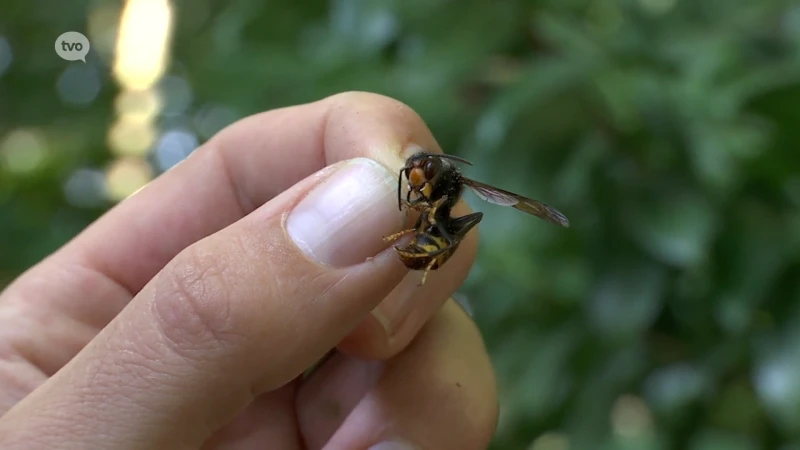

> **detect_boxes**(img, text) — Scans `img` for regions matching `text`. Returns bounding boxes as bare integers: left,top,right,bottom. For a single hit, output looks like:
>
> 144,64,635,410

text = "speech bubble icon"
55,31,90,63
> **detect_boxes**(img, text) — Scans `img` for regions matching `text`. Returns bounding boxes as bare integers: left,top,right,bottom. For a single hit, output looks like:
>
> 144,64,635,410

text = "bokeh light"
104,156,153,201
644,363,709,414
153,128,198,172
106,0,175,190
611,395,654,438
113,0,173,91
0,129,48,175
106,115,157,157
157,75,193,117
113,89,162,121
755,345,800,432
529,432,569,450
63,168,108,208
57,64,102,106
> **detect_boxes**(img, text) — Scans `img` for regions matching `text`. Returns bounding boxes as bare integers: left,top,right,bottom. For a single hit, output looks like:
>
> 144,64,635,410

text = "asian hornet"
384,151,570,285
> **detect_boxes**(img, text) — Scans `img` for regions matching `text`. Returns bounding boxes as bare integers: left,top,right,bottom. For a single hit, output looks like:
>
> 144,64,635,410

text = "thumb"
0,157,409,449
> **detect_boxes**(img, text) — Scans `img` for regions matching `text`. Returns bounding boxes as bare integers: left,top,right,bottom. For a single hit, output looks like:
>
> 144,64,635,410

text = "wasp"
384,207,483,286
384,151,570,285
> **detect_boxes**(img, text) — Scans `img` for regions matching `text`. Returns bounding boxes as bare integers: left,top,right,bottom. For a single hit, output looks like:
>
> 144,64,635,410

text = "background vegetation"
3,0,800,448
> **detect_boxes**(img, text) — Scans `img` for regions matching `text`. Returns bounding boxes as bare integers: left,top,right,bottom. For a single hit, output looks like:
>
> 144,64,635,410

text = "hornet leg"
383,228,416,243
419,258,438,286
425,195,448,226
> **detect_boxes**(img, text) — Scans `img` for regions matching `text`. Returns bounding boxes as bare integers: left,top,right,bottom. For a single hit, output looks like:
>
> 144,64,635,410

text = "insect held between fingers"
392,212,483,286
387,150,571,285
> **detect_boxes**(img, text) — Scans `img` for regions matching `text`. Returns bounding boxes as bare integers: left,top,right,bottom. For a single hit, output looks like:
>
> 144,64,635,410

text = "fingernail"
287,158,403,267
370,439,420,450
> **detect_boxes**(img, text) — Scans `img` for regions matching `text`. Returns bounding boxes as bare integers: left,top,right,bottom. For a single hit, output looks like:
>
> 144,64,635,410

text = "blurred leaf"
626,190,718,267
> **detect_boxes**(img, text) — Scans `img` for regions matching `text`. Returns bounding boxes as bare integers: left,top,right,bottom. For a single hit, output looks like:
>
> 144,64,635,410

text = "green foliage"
2,0,800,448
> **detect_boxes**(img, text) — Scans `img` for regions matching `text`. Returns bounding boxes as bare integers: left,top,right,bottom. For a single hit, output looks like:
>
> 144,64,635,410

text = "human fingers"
0,92,477,409
297,298,499,450
0,156,411,449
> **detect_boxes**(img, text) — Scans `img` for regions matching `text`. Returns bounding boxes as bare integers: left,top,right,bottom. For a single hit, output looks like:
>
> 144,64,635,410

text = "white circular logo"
55,31,90,62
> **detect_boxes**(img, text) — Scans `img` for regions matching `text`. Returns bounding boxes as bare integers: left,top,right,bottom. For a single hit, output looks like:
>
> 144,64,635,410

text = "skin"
0,92,498,449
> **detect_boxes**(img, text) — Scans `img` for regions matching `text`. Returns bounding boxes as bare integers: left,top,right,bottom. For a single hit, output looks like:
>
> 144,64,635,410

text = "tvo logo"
55,31,90,62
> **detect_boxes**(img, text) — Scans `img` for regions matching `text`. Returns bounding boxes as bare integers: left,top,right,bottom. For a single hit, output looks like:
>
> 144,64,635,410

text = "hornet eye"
423,159,439,179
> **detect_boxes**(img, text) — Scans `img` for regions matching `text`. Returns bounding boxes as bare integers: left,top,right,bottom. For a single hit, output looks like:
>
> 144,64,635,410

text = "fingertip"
321,91,443,171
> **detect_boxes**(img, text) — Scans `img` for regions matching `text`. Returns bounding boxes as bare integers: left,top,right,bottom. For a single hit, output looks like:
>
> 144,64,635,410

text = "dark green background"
3,1,800,448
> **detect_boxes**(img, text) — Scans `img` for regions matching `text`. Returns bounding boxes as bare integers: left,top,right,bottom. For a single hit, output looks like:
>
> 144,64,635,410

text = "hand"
0,92,498,449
